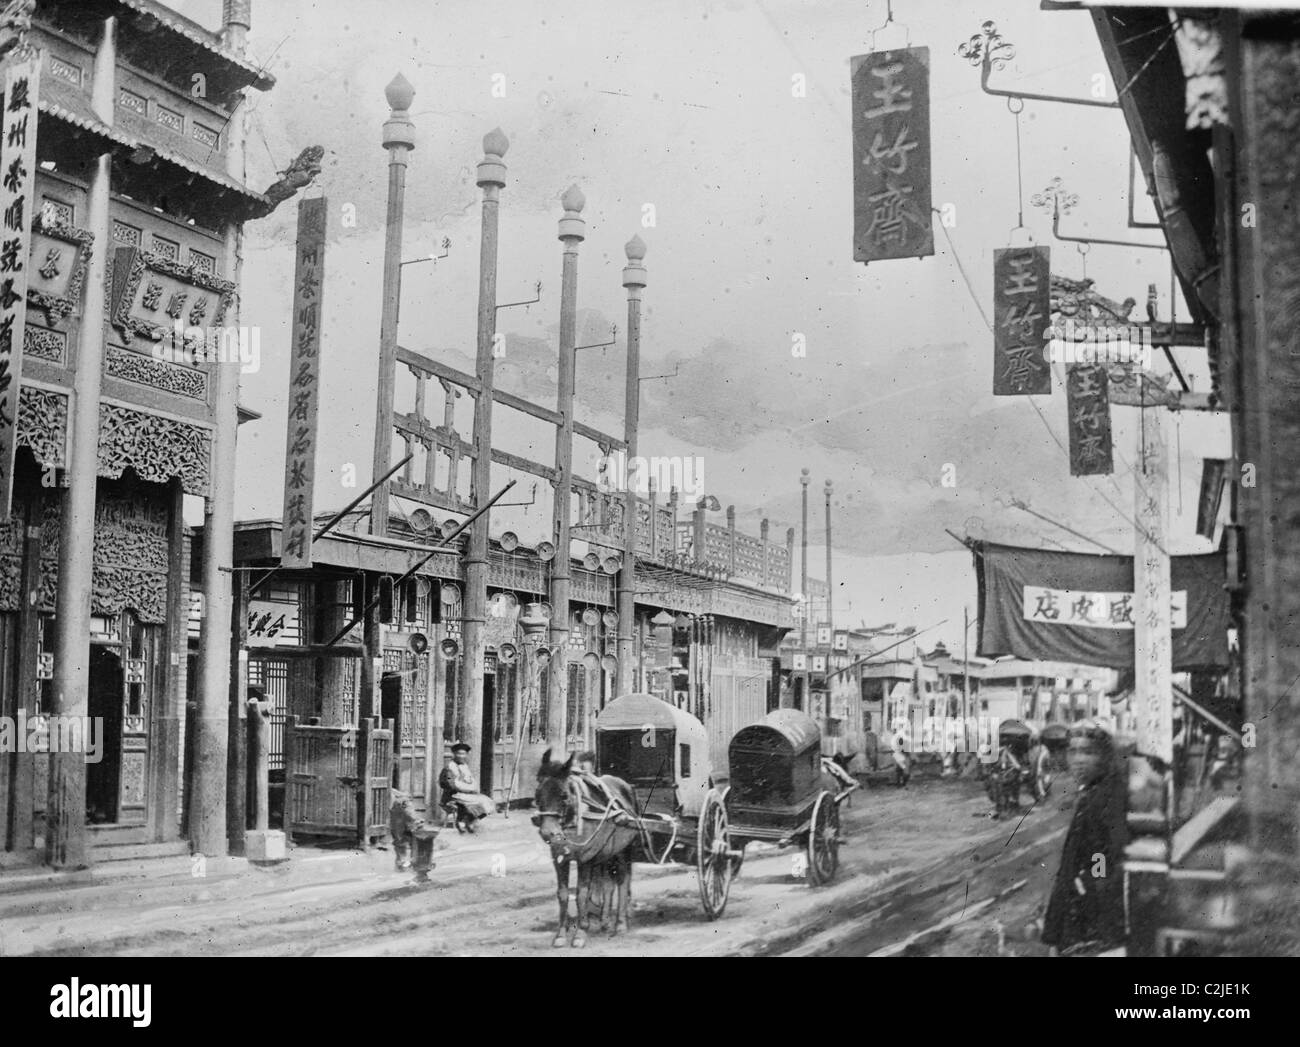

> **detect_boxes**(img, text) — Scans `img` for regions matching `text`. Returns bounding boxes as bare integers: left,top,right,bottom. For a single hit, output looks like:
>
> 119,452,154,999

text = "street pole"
824,478,833,730
963,605,972,764
48,16,117,867
800,467,810,712
547,185,585,753
369,73,415,538
461,128,508,779
618,236,646,693
1134,403,1173,765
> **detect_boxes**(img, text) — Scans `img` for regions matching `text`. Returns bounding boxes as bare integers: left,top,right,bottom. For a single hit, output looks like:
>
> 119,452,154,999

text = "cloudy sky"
173,0,1228,651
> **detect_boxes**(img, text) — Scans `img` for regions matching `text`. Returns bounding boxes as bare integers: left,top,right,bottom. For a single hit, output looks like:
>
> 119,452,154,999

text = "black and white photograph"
0,0,1293,1005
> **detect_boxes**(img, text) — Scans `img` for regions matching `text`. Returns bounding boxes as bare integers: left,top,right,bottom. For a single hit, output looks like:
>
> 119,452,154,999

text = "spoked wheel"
696,789,733,920
719,787,745,876
806,791,840,886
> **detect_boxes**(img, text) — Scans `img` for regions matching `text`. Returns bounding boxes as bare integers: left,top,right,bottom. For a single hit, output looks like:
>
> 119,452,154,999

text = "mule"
533,750,639,948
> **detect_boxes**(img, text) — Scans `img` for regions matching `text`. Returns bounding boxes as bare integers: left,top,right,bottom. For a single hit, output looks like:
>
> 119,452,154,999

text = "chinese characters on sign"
0,60,39,519
992,246,1051,396
1022,585,1187,630
247,599,300,648
1135,406,1173,764
851,47,933,262
280,197,327,568
1066,365,1113,475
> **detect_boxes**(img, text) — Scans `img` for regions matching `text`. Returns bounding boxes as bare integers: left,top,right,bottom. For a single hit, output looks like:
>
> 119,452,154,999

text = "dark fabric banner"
974,541,1230,670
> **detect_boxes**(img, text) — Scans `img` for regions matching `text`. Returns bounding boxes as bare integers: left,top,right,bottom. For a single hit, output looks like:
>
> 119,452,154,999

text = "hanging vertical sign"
0,59,40,520
1066,365,1113,475
280,196,327,567
992,245,1051,396
851,47,933,262
1134,406,1173,766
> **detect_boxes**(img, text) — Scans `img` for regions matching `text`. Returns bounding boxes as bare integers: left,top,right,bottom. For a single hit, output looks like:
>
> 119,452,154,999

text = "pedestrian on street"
439,742,496,833
1041,720,1127,956
891,732,911,787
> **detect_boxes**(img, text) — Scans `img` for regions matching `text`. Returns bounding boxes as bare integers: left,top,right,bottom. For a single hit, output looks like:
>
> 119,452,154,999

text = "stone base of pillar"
244,829,287,863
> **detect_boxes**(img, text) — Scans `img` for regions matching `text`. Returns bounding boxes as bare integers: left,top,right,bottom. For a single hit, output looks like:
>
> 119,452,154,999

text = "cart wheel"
696,789,733,920
807,791,839,886
719,787,745,876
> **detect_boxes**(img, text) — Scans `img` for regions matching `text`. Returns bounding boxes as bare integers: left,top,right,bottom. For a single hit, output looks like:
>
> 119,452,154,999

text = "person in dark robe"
1042,720,1127,955
439,742,495,833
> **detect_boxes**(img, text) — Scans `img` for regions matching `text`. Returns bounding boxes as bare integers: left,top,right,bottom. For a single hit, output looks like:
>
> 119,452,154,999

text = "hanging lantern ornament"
582,607,600,627
602,610,618,629
583,552,601,572
519,602,549,642
439,637,460,658
498,643,518,665
536,541,556,562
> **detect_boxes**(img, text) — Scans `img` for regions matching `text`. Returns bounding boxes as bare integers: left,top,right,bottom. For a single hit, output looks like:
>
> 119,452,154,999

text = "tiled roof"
114,0,275,91
38,98,269,208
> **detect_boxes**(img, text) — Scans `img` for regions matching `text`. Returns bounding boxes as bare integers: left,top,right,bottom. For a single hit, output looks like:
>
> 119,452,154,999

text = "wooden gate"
284,717,392,847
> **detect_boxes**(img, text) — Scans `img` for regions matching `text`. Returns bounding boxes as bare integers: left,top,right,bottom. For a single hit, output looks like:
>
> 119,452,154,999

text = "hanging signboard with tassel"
992,245,1051,395
1066,365,1113,475
851,47,933,262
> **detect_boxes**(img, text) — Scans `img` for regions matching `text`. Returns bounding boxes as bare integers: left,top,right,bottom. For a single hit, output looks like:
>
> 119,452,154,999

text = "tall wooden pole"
1134,404,1173,766
617,236,646,693
369,74,415,538
461,129,508,774
799,466,810,712
48,16,116,868
824,480,834,635
547,186,585,753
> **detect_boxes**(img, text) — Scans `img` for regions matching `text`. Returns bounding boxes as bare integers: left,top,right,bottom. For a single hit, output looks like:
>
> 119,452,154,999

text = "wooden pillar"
547,186,585,753
1235,15,1300,864
726,505,737,575
462,130,508,773
369,75,415,538
225,569,249,851
5,484,42,851
617,237,646,693
48,116,114,868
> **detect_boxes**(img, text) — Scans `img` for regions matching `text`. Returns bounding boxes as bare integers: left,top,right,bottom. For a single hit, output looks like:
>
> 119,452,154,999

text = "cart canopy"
730,708,822,760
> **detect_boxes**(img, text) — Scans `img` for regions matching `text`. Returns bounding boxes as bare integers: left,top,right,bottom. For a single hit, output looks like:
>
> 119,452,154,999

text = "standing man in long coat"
1042,720,1128,955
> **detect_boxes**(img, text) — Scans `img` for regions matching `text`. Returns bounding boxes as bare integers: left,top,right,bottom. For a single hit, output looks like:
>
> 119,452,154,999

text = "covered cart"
594,694,737,919
725,709,853,886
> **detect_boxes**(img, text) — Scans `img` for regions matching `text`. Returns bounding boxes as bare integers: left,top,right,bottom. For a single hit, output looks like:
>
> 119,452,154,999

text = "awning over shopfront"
974,541,1230,670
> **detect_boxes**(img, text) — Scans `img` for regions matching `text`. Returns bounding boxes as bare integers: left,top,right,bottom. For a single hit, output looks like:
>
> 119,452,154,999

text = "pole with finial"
618,235,647,692
800,467,810,711
824,479,834,730
461,128,510,783
369,73,416,537
547,185,585,753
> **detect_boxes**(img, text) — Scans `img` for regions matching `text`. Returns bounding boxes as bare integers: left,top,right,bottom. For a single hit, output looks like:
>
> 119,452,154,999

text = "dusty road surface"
0,774,1077,957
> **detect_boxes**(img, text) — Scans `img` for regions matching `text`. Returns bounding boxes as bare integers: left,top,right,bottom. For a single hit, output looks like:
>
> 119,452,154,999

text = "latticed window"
443,657,463,743
567,663,587,741
531,665,549,744
493,661,518,743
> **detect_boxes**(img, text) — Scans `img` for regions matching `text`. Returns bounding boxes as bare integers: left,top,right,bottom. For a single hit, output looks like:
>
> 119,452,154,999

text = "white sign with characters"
247,599,300,648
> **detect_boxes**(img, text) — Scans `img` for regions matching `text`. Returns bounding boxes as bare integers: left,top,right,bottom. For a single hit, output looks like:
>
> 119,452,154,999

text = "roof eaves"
115,0,276,91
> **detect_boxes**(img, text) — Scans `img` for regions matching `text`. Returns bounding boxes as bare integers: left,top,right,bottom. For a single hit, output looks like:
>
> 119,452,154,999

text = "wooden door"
284,717,362,840
285,716,393,844
383,647,429,805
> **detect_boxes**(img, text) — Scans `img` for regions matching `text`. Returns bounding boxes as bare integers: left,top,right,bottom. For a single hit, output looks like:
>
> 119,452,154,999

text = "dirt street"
0,773,1077,957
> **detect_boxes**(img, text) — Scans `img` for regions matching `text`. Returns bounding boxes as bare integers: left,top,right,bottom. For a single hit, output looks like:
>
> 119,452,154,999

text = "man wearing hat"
1041,719,1127,955
439,743,496,833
